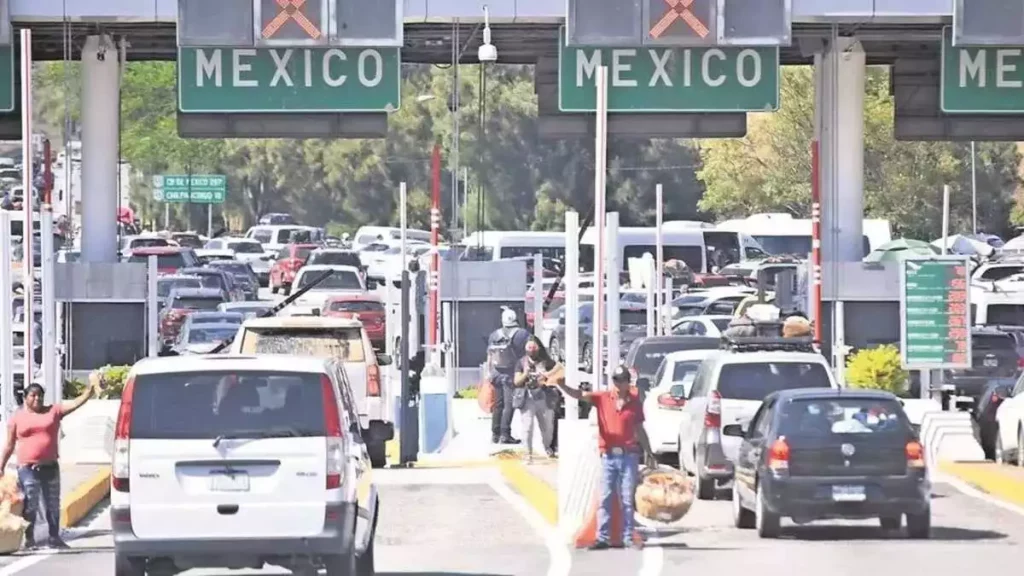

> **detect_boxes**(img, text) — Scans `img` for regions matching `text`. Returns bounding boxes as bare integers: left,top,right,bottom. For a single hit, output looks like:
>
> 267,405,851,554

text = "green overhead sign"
177,46,401,113
941,26,1024,114
152,174,227,203
557,27,779,113
0,47,14,113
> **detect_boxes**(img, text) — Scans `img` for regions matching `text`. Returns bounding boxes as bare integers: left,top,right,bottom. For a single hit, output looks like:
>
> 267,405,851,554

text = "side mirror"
636,377,651,391
367,279,378,289
722,423,746,438
376,353,393,366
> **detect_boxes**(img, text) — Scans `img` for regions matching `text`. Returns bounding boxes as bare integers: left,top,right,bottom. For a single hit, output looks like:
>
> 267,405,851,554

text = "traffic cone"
573,490,640,548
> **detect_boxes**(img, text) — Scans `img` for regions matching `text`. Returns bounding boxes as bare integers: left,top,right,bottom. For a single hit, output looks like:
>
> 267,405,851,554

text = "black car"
943,327,1019,403
623,335,720,397
972,377,1017,460
206,260,260,301
727,388,930,539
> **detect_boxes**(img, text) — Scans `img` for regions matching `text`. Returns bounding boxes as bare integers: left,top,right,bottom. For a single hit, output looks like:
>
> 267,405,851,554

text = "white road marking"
488,471,573,576
638,539,665,576
0,504,109,576
934,471,1024,517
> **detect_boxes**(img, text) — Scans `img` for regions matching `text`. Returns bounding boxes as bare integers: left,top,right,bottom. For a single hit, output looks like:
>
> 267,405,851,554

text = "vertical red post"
42,139,52,206
429,142,442,352
810,140,823,345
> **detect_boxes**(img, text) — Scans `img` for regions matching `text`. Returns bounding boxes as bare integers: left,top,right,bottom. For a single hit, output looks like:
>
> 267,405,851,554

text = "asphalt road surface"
0,471,1021,576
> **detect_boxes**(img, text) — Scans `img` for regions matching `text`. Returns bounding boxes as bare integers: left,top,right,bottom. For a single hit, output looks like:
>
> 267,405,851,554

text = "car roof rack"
719,334,815,353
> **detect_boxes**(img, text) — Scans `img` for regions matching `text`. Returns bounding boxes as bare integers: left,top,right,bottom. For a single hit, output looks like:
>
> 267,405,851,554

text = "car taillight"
992,392,1005,406
703,390,722,428
367,363,381,397
1017,357,1024,369
112,376,136,493
906,440,926,468
767,437,790,472
322,375,345,490
657,394,685,410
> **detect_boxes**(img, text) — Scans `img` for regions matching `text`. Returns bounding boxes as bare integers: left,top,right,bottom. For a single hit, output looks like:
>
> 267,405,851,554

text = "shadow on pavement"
778,525,1007,542
654,543,742,551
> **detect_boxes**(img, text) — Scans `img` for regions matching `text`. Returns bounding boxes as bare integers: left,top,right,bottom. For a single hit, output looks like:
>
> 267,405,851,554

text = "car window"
328,300,385,313
778,397,911,437
229,241,264,254
1013,374,1024,396
332,364,362,435
129,253,184,269
711,318,732,331
690,322,707,335
671,360,702,384
276,230,297,244
130,238,170,249
251,230,272,244
295,246,314,261
651,361,666,386
979,265,1024,281
187,326,238,343
158,278,201,298
716,362,832,400
310,252,361,267
620,309,646,326
985,305,1024,326
708,301,738,315
298,270,362,291
171,297,223,310
277,247,291,259
128,371,328,439
238,327,367,362
754,399,776,438
746,401,771,440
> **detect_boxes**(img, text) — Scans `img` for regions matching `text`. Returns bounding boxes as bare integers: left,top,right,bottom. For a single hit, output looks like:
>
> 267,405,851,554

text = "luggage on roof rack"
719,334,815,353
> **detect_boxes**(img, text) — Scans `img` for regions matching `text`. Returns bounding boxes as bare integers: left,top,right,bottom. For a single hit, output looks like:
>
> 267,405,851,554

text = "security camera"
478,43,497,63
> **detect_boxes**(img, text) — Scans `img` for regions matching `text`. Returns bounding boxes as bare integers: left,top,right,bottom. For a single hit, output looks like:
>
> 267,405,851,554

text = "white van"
580,227,765,274
245,225,323,253
716,213,893,258
971,281,1024,325
459,231,566,261
351,226,430,252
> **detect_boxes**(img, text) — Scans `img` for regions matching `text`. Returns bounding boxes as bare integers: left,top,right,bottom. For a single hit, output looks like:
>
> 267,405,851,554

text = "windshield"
128,371,327,440
298,270,362,291
621,310,646,326
191,314,242,325
171,297,223,310
229,242,264,254
309,252,360,267
717,362,832,400
129,253,184,269
778,398,911,437
158,278,201,298
985,305,1024,326
238,328,366,362
671,360,703,384
631,341,716,377
188,326,239,343
755,235,871,258
196,275,226,290
329,300,385,313
128,238,170,249
461,246,493,261
212,263,253,279
973,333,1015,350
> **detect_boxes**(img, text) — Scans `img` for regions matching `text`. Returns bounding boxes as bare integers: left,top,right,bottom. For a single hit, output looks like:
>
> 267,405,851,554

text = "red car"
525,288,565,329
125,246,200,275
324,293,386,349
269,243,319,294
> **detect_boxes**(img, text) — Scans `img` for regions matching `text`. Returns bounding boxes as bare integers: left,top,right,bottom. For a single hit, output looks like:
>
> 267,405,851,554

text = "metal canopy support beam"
815,35,866,264
80,34,120,263
176,112,389,139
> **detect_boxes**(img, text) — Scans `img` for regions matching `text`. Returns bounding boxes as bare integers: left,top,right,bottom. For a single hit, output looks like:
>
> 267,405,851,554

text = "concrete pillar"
80,35,120,263
815,37,866,263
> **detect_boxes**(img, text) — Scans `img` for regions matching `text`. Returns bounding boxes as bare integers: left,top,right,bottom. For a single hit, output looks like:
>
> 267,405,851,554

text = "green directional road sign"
558,27,779,112
899,257,972,370
177,46,401,113
0,46,14,113
152,174,227,203
941,26,1024,113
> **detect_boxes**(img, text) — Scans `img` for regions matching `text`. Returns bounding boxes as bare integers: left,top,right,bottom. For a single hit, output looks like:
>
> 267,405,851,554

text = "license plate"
209,472,249,492
832,485,865,502
983,358,999,367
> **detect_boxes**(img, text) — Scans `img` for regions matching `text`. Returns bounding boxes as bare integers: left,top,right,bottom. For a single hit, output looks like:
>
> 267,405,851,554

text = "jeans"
18,463,61,542
490,375,516,438
519,394,555,454
597,452,639,545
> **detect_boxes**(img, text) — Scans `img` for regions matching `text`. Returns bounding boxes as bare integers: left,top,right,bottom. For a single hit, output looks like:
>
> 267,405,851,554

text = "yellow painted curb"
940,462,1024,509
60,466,111,528
499,460,558,527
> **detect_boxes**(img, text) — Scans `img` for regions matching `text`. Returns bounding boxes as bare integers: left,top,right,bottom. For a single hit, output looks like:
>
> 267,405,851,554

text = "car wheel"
324,552,358,576
368,441,387,469
880,515,902,531
731,483,755,529
696,474,716,501
581,343,592,373
755,483,780,538
115,554,145,576
906,506,931,539
283,283,291,296
271,282,279,295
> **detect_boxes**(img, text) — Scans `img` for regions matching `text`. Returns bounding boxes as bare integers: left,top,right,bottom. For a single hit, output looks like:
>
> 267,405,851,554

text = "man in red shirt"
554,364,654,550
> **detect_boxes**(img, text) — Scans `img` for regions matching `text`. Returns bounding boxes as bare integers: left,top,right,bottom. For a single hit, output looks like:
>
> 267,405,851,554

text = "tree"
697,66,1022,240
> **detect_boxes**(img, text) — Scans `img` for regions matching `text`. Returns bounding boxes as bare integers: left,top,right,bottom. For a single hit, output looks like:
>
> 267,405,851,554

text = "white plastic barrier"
557,417,600,543
418,365,451,455
919,411,986,466
59,399,119,464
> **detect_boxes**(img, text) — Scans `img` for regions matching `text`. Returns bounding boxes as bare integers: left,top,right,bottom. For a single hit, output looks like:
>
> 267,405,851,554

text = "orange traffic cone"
573,490,640,548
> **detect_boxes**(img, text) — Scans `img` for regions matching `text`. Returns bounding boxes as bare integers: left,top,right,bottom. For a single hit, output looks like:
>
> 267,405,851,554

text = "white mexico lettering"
232,49,258,87
358,50,384,87
204,49,388,89
573,48,766,89
196,48,222,87
611,49,638,87
959,50,986,88
269,49,294,87
996,49,1023,88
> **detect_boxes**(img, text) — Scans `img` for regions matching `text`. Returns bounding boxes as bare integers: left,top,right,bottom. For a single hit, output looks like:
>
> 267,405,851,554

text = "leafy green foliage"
845,345,908,395
96,365,132,399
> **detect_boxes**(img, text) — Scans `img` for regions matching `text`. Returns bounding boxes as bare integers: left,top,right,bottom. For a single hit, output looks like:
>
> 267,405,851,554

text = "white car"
678,340,840,499
994,374,1024,465
672,315,734,337
195,248,236,263
291,265,366,312
206,237,275,283
229,316,394,468
110,354,379,576
365,243,430,280
642,349,715,457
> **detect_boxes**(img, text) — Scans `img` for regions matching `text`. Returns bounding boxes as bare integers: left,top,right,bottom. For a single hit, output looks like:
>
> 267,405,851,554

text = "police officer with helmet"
487,307,530,444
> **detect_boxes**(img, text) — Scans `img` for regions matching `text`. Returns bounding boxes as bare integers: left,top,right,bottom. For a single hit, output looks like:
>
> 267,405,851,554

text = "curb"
60,466,111,528
939,462,1024,509
499,460,558,527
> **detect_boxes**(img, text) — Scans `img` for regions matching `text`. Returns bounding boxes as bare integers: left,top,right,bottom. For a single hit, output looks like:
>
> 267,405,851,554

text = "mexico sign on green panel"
177,47,401,113
557,27,779,113
899,257,972,370
941,26,1024,113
